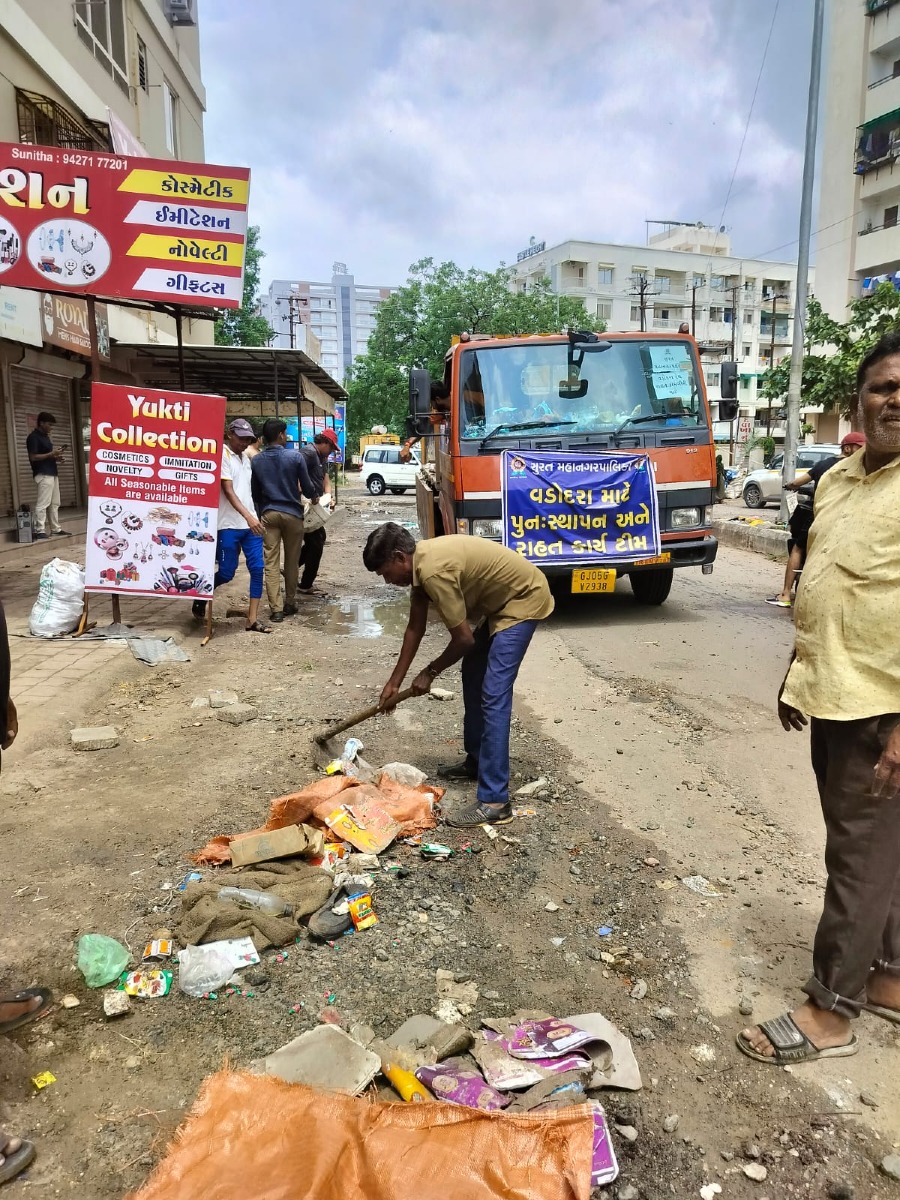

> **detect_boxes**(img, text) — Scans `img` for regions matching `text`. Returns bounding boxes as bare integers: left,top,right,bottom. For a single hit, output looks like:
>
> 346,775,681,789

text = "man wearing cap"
298,429,338,594
765,432,866,608
193,418,271,633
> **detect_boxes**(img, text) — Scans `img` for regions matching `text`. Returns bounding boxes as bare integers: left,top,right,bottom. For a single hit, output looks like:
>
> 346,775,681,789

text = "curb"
712,515,790,560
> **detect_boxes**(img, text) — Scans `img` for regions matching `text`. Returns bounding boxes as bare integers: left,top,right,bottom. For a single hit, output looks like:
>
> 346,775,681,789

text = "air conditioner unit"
164,0,196,26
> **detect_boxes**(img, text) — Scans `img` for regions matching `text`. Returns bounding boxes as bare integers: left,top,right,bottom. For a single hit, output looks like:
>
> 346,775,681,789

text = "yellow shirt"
782,449,900,720
412,536,554,636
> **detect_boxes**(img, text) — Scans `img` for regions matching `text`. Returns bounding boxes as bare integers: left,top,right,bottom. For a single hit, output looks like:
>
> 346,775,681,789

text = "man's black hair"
262,418,287,444
36,412,56,425
857,331,900,391
313,432,331,444
363,522,416,571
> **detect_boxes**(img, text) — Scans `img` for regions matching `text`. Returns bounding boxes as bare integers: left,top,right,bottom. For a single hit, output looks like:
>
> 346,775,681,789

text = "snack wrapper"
119,968,173,998
347,890,378,931
505,1018,599,1060
415,1058,510,1111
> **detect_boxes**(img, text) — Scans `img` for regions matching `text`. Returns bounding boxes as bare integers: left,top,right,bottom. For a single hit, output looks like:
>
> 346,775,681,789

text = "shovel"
314,686,418,746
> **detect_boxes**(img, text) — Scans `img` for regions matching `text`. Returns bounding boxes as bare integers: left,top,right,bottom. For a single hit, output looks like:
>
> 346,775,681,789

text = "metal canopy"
111,343,346,415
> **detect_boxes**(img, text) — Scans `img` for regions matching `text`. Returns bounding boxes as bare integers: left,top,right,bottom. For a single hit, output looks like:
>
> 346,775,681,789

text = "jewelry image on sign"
0,219,22,273
27,219,112,283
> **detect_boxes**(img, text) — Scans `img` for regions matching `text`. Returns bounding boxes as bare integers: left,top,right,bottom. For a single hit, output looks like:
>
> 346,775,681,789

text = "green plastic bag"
77,933,130,988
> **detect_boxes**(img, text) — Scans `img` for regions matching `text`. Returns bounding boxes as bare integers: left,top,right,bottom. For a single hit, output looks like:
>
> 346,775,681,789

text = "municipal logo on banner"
500,450,661,565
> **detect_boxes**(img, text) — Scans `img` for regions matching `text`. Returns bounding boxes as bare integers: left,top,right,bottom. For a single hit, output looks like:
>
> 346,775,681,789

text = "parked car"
742,444,841,508
360,445,421,495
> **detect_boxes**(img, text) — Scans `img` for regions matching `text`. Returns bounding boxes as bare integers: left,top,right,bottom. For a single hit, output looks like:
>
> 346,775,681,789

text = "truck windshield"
458,340,704,441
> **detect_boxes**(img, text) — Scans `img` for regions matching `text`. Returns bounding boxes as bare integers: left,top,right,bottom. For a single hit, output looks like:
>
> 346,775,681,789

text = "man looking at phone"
26,413,67,540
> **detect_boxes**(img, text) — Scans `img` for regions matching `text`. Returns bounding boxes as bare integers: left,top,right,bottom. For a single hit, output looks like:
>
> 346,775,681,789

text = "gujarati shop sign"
0,143,249,307
85,382,226,600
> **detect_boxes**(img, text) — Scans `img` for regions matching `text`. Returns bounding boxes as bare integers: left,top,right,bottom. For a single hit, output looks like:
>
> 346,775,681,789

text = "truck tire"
742,482,765,508
367,475,386,495
629,568,674,606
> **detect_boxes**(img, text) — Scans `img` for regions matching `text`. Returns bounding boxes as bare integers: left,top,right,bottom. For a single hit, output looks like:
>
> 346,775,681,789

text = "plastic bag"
77,933,130,987
177,944,236,998
304,499,331,532
29,558,85,638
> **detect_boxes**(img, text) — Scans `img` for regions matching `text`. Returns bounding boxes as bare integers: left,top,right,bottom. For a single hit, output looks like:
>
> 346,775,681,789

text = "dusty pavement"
0,482,898,1200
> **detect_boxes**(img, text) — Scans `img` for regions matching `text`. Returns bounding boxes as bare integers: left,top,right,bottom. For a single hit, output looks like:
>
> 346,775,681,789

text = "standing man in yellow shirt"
363,523,554,826
739,332,900,1066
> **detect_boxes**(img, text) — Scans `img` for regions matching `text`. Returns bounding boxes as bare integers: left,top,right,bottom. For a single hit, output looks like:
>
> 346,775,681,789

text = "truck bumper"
538,533,718,575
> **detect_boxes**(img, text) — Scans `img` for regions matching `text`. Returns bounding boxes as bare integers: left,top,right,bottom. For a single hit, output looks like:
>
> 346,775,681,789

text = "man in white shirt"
193,418,271,633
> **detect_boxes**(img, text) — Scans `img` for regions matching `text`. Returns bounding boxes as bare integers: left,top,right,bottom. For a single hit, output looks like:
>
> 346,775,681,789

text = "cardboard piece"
263,1025,380,1095
230,823,325,868
324,800,401,855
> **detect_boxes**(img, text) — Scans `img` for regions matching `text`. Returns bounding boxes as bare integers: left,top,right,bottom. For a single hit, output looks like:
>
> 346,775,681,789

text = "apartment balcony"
867,0,900,54
856,110,900,188
759,323,792,343
866,72,900,124
651,317,686,330
857,220,900,271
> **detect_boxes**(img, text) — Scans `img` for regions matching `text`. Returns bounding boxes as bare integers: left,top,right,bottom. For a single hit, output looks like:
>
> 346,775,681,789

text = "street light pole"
779,0,825,524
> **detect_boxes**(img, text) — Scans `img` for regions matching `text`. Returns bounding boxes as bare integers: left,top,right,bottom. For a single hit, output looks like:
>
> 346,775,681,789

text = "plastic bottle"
217,886,291,916
380,1059,432,1103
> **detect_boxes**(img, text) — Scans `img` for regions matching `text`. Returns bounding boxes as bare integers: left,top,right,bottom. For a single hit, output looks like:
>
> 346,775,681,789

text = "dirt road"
0,484,896,1199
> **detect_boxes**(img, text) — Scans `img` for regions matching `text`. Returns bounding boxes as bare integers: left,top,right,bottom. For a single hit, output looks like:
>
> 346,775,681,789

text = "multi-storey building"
508,225,824,444
816,0,900,319
0,0,210,519
261,264,397,382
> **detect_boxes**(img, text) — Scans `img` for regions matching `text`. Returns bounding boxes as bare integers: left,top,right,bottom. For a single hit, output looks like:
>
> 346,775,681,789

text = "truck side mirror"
719,398,739,421
409,368,433,418
719,361,738,400
405,414,430,438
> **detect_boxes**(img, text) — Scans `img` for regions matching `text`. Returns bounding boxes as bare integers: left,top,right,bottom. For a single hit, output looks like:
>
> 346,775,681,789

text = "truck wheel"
742,483,765,508
367,476,386,495
629,568,674,606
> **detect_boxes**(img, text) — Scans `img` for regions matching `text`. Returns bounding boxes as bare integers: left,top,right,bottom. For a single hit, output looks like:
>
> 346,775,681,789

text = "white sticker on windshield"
646,345,693,401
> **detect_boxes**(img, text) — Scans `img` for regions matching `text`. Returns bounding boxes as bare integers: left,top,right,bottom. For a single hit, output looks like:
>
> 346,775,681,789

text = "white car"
360,445,421,495
741,444,841,508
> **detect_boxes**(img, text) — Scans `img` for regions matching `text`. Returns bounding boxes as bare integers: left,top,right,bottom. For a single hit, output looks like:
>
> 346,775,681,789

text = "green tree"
345,258,604,445
215,225,273,347
760,284,900,416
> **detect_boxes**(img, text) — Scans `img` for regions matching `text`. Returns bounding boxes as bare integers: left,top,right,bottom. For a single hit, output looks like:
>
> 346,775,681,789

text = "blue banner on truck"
500,450,661,565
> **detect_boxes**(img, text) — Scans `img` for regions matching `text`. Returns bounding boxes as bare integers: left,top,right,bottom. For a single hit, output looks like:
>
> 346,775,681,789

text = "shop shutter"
11,366,78,508
0,391,13,517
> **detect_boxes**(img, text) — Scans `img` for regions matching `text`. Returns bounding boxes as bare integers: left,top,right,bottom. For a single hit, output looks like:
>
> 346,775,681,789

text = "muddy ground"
0,483,897,1199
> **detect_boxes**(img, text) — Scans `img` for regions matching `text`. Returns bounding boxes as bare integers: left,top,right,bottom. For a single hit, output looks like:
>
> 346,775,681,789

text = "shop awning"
110,343,346,416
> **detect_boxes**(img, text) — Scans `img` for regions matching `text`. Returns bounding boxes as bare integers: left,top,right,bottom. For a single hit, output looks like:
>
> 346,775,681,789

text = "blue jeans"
215,528,264,599
461,619,539,807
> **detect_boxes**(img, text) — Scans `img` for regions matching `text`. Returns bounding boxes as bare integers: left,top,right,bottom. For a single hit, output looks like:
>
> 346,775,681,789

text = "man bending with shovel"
363,523,554,826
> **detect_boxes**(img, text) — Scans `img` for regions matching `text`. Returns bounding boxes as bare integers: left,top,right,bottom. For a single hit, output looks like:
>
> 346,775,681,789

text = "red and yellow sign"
0,143,249,308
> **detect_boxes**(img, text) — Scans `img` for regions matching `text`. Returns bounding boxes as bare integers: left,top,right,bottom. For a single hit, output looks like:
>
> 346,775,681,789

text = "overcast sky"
198,0,816,289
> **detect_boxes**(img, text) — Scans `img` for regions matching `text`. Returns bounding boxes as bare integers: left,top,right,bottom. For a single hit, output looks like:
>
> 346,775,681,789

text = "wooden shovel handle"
314,686,418,745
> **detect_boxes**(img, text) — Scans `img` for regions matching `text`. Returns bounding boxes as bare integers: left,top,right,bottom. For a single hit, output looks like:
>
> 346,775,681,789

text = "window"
137,36,148,91
74,0,129,94
885,205,898,228
706,370,720,387
596,302,612,321
744,311,754,324
710,306,725,322
655,275,671,292
710,274,726,290
630,305,642,322
692,273,705,289
598,267,613,285
741,377,750,389
162,80,179,155
743,343,751,357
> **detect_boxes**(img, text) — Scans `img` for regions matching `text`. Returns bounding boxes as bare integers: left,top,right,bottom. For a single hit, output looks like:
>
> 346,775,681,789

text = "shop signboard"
0,142,249,308
40,293,110,361
85,382,225,599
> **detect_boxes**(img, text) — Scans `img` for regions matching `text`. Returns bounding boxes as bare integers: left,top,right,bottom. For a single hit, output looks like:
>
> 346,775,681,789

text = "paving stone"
71,726,119,751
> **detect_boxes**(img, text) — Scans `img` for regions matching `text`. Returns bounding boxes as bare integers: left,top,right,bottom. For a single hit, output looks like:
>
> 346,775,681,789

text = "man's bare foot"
741,1000,852,1058
867,970,900,1011
0,995,42,1025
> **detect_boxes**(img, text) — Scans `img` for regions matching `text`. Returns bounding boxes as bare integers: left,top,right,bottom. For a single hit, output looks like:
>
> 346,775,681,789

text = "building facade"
261,264,397,382
816,0,900,319
509,225,822,446
0,0,210,520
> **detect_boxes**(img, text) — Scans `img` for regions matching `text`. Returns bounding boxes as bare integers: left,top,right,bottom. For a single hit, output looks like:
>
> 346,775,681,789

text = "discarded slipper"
0,988,52,1035
736,1012,858,1065
863,1002,900,1026
0,1138,36,1184
307,888,353,942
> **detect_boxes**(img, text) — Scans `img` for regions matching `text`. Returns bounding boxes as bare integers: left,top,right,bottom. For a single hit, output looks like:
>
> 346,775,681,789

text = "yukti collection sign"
0,142,249,307
85,383,226,599
500,451,662,565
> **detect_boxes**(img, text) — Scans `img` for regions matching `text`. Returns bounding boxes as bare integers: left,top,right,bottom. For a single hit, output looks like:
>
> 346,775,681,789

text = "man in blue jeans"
194,419,271,633
364,523,554,826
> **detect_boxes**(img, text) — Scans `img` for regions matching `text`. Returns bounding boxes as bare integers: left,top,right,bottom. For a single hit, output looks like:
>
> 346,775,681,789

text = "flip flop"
245,621,273,634
0,988,52,1036
863,1003,900,1026
765,596,792,608
736,1012,858,1065
0,1139,36,1184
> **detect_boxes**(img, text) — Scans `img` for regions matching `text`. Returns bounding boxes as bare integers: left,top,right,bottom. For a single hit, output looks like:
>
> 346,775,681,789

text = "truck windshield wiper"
480,419,575,450
613,413,667,439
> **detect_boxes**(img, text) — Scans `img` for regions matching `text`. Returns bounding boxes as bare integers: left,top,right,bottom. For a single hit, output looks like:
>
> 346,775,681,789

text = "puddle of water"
304,596,408,639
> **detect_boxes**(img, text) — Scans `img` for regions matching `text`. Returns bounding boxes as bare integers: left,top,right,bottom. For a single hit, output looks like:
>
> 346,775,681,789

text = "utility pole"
691,284,697,336
630,273,660,332
780,0,824,524
728,283,740,465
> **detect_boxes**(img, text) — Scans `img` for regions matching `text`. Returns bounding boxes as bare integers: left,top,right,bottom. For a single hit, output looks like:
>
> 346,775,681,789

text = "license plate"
632,552,671,567
571,568,617,594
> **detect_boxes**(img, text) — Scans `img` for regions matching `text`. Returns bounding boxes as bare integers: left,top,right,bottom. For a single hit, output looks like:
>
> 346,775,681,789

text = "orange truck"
409,329,737,605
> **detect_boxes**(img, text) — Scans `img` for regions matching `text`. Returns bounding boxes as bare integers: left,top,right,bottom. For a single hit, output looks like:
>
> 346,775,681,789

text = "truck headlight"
471,519,503,539
671,507,702,528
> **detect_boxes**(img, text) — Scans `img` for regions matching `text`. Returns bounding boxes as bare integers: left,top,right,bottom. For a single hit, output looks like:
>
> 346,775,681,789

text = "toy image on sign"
501,450,661,565
0,143,250,308
85,382,226,599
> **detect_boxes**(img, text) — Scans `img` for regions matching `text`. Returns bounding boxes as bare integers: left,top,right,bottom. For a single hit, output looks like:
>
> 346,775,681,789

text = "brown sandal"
245,620,273,634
